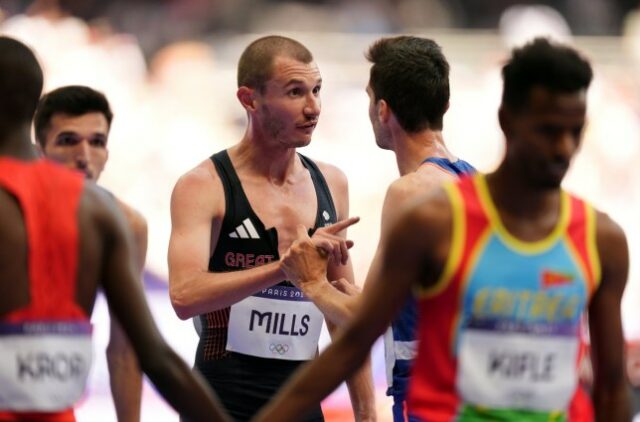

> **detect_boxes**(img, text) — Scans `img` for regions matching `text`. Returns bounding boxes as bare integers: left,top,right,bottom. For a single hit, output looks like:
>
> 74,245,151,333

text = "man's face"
504,86,587,189
253,55,321,148
41,112,109,181
366,83,390,150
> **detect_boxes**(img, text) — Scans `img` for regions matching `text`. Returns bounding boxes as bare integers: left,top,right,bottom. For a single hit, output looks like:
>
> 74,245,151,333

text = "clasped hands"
280,217,360,294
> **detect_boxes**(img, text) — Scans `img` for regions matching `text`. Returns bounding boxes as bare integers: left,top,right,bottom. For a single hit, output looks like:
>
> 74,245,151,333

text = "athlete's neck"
231,135,301,185
394,130,453,176
486,164,562,220
0,125,40,161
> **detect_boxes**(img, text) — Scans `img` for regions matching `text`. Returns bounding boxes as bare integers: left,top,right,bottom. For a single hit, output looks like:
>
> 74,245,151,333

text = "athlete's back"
0,35,230,422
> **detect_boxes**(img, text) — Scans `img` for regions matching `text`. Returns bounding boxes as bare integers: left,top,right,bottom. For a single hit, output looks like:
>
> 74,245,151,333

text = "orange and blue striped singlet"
408,174,600,421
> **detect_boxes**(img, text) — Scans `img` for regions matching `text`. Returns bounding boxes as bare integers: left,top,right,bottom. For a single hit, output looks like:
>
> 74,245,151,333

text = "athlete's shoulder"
415,161,459,185
80,182,123,228
385,185,453,259
593,208,627,248
384,176,452,229
173,158,223,201
310,158,347,189
115,198,147,238
171,157,224,219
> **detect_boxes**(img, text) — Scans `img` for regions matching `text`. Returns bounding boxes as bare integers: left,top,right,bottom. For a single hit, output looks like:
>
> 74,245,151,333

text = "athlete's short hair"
0,37,43,130
237,35,314,91
366,36,450,133
34,85,113,147
501,38,593,112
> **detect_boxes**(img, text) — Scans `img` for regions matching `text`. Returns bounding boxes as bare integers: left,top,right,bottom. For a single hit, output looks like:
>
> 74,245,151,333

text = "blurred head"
366,36,450,149
0,37,43,135
236,36,321,148
35,86,113,181
499,38,593,189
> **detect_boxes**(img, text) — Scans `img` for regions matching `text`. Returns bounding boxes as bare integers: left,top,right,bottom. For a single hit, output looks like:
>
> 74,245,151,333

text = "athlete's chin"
533,175,564,190
289,137,312,148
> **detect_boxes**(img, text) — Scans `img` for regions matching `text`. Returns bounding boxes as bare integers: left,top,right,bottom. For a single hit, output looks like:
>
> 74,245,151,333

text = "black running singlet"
193,150,336,421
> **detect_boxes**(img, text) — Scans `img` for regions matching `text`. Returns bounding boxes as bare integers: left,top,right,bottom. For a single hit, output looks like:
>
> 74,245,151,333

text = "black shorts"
191,351,324,422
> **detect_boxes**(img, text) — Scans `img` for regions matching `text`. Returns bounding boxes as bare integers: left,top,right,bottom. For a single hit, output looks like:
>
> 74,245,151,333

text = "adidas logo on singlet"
229,218,260,239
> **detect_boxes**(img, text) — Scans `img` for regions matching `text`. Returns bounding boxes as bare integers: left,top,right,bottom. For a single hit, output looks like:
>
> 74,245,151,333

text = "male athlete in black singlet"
168,35,375,421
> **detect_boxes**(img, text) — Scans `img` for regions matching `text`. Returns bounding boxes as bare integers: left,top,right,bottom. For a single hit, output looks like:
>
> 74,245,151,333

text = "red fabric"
0,158,86,321
0,158,86,421
408,177,597,420
408,177,490,420
0,409,75,422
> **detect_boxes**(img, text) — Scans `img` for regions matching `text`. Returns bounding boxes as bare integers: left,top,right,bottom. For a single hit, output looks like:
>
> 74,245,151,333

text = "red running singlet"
0,158,88,422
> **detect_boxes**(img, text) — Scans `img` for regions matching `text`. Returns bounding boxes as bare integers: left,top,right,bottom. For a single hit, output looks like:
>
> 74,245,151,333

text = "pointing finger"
323,216,360,235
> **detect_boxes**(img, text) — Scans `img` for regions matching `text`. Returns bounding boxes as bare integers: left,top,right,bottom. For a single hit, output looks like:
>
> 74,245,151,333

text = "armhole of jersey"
299,153,338,223
416,182,465,299
210,151,234,225
585,204,602,288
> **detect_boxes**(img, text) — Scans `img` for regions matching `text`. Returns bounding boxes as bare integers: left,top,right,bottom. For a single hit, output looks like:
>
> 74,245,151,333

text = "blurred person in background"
289,35,476,422
255,37,630,422
364,35,475,421
167,34,375,421
34,85,145,422
0,35,229,422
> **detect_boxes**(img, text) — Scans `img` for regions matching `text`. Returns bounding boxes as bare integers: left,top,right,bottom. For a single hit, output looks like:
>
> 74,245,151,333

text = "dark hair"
237,35,313,91
501,38,593,111
34,85,113,147
0,37,43,129
366,36,450,133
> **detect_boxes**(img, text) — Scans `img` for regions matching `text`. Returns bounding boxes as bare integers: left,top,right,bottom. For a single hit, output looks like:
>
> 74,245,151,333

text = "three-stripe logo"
229,218,260,239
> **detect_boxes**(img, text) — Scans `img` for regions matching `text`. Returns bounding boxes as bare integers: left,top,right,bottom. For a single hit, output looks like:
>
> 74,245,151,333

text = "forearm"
302,279,356,326
593,382,630,422
170,261,286,319
327,321,376,421
142,344,230,422
107,317,142,422
344,356,376,421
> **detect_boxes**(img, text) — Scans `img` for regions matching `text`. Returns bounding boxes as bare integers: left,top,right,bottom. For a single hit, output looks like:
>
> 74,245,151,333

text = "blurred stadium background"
2,0,640,420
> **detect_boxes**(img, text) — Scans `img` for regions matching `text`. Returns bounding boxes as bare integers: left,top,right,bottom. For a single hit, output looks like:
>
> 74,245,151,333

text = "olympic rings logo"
269,343,290,355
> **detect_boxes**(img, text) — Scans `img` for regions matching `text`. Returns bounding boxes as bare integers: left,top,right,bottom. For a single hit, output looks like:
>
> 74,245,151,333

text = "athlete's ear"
498,106,513,138
34,142,44,157
236,86,257,111
377,99,390,123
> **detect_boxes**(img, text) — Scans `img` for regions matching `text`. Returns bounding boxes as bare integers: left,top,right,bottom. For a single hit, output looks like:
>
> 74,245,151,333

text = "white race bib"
457,326,578,411
0,322,93,411
227,285,323,360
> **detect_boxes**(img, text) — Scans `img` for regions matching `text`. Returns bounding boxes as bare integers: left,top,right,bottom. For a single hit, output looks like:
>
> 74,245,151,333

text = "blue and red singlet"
0,158,91,422
385,157,475,422
408,174,599,421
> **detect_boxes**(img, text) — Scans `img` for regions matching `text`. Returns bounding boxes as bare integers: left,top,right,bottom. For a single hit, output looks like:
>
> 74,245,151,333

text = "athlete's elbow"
169,283,197,320
171,299,195,320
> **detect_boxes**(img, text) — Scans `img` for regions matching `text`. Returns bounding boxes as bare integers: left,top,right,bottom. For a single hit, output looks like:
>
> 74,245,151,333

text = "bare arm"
589,212,630,421
326,258,375,422
107,201,146,422
168,166,287,319
95,189,230,422
253,195,447,422
324,164,375,421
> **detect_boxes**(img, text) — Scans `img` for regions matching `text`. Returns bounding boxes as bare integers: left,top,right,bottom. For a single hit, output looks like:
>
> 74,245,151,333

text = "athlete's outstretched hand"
281,217,359,284
309,216,359,265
